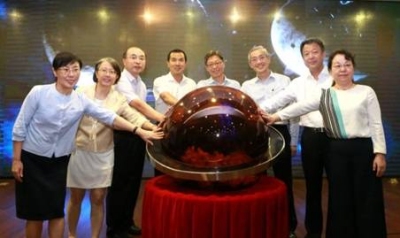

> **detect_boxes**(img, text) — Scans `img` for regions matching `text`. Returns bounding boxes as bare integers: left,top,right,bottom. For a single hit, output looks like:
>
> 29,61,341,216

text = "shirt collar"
208,76,227,85
167,72,186,83
305,66,330,81
255,71,277,83
122,69,141,84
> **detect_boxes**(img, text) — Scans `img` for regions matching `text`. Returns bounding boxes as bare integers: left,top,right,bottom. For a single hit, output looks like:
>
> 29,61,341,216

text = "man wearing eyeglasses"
241,45,299,238
106,47,165,238
197,50,240,90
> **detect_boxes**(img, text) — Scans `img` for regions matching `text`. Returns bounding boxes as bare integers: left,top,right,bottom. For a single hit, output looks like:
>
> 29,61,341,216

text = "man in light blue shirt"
197,50,240,90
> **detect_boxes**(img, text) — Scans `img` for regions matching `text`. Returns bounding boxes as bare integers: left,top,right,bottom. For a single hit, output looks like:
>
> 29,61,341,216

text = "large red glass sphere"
147,86,284,189
161,86,268,169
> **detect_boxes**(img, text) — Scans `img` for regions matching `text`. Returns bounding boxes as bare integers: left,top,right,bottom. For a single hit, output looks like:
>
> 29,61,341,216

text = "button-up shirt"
261,67,333,128
12,83,116,158
116,69,147,102
153,72,196,114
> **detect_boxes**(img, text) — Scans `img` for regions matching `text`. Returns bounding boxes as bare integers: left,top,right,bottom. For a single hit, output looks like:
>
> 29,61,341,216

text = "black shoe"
289,231,297,238
127,224,142,235
106,228,114,238
107,231,132,238
107,228,133,238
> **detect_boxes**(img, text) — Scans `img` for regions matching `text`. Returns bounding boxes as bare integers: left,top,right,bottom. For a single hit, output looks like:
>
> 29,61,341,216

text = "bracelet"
132,126,138,134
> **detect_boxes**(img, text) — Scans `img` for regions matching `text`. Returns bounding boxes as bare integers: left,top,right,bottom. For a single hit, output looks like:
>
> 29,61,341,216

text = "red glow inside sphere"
160,86,269,171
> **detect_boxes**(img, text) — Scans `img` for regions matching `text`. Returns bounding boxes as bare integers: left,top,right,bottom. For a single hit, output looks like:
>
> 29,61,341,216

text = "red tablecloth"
142,175,288,238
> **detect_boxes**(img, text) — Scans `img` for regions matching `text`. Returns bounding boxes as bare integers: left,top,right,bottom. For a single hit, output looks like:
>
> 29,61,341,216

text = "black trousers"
106,130,146,232
301,127,329,236
271,125,297,232
325,138,386,238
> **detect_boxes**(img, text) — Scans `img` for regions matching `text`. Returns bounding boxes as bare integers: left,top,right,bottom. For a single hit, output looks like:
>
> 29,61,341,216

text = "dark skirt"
15,150,70,220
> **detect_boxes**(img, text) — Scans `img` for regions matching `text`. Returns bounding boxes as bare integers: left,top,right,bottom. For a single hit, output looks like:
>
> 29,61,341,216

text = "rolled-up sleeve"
12,86,40,141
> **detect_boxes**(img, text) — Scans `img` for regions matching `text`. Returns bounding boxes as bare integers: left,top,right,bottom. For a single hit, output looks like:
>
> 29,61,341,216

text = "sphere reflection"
147,86,284,189
162,86,268,169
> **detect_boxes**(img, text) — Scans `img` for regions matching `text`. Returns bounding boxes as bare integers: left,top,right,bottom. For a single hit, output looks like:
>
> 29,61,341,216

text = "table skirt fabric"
142,175,288,238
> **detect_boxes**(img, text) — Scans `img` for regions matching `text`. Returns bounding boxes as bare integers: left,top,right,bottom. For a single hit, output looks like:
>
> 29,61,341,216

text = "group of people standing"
11,37,387,238
11,51,163,238
261,39,387,238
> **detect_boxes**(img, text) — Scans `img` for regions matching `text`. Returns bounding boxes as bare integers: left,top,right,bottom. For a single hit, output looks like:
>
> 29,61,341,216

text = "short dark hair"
52,52,82,70
167,48,187,62
122,47,146,59
93,57,122,84
327,49,356,71
204,50,224,65
300,38,325,56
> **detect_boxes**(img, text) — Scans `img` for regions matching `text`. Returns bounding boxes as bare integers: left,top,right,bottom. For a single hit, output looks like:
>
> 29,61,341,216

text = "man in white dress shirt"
261,39,333,238
241,45,299,238
107,47,164,238
197,50,240,89
153,48,197,115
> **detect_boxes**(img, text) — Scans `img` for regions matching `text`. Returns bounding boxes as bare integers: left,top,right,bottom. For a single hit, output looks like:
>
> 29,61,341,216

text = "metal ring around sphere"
146,126,285,182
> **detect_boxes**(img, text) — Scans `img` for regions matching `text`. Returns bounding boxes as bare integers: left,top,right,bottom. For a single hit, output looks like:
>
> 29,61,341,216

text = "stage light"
354,11,373,25
143,10,153,24
97,9,110,22
9,9,22,20
229,7,241,24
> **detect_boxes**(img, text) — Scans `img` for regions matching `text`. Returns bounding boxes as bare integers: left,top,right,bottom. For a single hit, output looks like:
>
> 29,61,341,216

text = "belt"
271,124,288,130
271,124,288,127
304,127,325,133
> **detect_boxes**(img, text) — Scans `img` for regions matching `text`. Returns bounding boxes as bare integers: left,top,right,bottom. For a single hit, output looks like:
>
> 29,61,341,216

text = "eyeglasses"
58,67,80,75
98,68,117,75
332,63,353,70
207,61,223,68
250,55,268,63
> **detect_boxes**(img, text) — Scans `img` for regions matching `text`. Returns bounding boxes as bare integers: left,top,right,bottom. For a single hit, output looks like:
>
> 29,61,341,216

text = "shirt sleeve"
240,81,250,95
367,87,386,154
116,78,140,103
12,86,41,141
261,81,297,113
231,80,241,90
81,94,117,126
277,89,321,121
117,101,148,128
152,77,163,100
197,79,207,89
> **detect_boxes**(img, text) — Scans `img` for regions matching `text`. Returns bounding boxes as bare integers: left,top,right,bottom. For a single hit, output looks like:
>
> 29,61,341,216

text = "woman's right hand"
137,127,164,145
373,153,386,177
11,160,23,182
